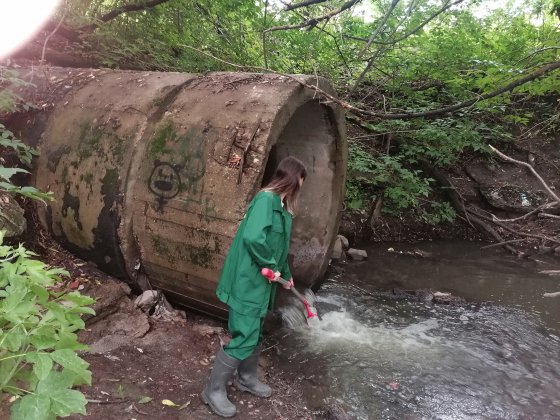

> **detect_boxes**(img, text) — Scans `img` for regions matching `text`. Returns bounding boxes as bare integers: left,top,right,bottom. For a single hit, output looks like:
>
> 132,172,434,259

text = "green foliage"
28,0,560,226
0,124,37,166
0,123,53,202
1,68,88,419
346,140,458,223
0,231,95,419
371,118,496,166
0,68,33,113
0,67,52,202
346,140,448,220
63,0,264,71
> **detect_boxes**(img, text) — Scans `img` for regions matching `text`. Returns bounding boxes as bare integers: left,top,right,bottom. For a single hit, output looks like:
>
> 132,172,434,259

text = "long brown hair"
262,156,307,214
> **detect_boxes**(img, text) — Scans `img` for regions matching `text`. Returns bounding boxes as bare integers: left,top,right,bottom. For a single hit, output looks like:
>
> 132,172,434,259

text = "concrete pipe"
30,68,346,317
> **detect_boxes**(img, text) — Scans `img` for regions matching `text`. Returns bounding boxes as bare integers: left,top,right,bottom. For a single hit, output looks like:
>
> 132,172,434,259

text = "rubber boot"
234,345,272,398
201,347,241,417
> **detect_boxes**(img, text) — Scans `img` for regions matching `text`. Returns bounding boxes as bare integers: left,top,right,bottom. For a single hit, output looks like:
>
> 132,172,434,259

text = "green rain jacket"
216,191,293,317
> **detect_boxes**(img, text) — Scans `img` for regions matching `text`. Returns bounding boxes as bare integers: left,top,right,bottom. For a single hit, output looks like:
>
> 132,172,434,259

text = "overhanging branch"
80,0,172,31
181,46,560,121
363,61,560,119
358,0,400,58
361,0,468,47
265,0,361,32
41,0,173,40
284,0,329,11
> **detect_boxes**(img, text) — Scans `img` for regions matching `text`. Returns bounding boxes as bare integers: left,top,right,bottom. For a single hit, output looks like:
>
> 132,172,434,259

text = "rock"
433,291,466,304
0,193,26,238
337,234,349,250
324,404,351,420
193,324,225,337
119,282,132,295
415,289,434,303
555,246,560,257
85,279,130,323
347,248,368,261
87,305,150,354
330,264,345,275
85,296,151,354
88,334,135,354
134,290,160,312
331,237,344,260
539,270,560,277
479,185,547,212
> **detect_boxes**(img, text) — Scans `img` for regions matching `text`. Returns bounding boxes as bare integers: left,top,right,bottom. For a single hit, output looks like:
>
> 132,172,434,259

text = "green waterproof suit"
216,191,293,318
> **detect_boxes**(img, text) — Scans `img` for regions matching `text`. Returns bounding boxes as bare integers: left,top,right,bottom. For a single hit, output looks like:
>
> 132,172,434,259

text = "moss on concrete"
152,236,171,257
101,168,119,189
150,122,176,156
111,136,125,164
78,122,103,161
82,172,94,189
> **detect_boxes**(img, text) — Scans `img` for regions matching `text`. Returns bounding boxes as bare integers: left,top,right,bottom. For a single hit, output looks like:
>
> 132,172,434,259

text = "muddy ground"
0,225,335,420
74,307,314,420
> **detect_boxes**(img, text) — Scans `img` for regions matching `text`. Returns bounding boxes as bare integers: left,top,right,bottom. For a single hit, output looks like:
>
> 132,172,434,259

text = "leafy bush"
1,67,92,419
0,124,52,201
0,231,95,419
346,138,460,224
1,67,52,201
347,141,432,211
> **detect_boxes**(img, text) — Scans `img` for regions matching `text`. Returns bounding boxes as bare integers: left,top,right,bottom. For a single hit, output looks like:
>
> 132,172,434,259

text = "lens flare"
0,0,61,59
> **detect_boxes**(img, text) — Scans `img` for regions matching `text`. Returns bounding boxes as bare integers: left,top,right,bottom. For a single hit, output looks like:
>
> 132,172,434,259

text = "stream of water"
275,241,560,420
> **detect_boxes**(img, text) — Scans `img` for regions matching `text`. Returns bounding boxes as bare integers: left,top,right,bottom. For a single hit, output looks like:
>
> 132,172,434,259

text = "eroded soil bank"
0,234,324,420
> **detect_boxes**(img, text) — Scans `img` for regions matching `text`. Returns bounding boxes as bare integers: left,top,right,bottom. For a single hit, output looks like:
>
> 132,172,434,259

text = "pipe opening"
264,100,343,285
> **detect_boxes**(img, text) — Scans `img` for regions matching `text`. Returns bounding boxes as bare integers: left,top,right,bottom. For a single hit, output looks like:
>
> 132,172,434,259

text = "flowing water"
275,241,560,420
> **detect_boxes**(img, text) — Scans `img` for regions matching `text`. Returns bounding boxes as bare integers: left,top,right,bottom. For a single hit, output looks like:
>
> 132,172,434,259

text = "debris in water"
388,381,399,390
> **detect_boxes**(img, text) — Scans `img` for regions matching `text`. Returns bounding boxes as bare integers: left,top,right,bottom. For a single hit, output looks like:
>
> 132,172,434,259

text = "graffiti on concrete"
203,196,217,222
179,128,206,198
149,160,183,211
148,125,213,213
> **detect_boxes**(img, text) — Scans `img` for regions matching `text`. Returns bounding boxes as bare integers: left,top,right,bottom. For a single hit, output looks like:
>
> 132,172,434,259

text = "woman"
201,156,307,417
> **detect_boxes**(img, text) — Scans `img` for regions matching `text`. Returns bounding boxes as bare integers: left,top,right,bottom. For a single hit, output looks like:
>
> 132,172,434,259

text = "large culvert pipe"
26,68,346,316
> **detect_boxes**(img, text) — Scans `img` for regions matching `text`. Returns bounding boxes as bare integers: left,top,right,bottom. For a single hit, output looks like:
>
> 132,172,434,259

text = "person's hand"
261,268,281,283
270,271,281,283
282,278,294,290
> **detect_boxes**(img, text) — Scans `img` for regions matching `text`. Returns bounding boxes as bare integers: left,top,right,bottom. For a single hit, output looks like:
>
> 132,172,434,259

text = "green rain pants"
223,309,264,361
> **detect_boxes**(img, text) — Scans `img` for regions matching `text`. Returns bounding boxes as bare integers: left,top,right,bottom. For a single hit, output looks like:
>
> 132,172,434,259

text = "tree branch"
470,206,560,245
40,0,173,41
194,2,231,44
181,46,560,122
517,46,560,64
265,0,361,32
358,0,400,58
491,201,559,223
489,145,560,202
278,2,352,74
41,8,68,64
365,61,560,119
362,0,467,46
352,0,467,90
539,213,560,219
284,0,329,11
80,0,173,32
466,210,523,255
263,0,269,69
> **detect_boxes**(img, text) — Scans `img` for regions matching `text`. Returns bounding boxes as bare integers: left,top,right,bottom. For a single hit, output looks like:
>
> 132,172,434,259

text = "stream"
275,241,560,420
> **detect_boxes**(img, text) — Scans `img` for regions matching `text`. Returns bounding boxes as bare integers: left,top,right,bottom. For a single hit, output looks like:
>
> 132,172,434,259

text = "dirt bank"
74,313,313,420
0,229,322,420
343,119,560,259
